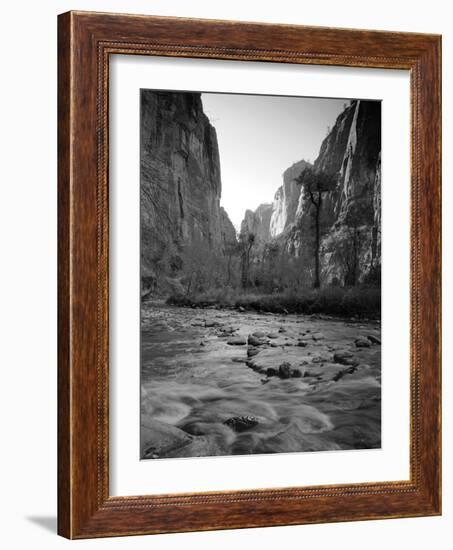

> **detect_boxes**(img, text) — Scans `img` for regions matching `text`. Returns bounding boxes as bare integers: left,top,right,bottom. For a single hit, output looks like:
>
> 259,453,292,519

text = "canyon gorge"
141,90,381,296
140,90,382,459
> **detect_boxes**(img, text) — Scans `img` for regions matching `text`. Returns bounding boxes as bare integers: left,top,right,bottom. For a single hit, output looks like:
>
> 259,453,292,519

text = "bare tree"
224,241,240,287
238,232,256,289
296,166,337,288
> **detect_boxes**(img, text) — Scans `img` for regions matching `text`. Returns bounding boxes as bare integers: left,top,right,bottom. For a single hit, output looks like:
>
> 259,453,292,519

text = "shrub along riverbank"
166,286,380,319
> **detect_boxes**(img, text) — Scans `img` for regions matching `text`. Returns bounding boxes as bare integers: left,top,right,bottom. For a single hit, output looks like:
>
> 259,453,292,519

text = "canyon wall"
240,203,273,243
140,91,236,282
269,159,311,237
240,100,381,286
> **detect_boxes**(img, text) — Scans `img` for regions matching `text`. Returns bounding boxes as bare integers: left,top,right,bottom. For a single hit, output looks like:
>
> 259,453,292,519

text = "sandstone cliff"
240,99,381,286
270,160,311,237
220,206,237,246
240,203,273,242
312,99,381,284
140,91,236,281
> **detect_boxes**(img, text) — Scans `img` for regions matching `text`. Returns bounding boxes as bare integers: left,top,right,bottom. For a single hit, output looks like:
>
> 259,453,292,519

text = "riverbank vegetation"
167,286,380,319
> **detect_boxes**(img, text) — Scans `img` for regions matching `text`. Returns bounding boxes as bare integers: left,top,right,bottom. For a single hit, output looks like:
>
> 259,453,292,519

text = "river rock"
267,333,279,339
247,347,260,358
333,351,360,366
248,335,266,346
278,362,292,379
227,336,247,346
367,334,381,345
312,332,325,341
297,340,308,347
204,320,221,328
355,337,371,348
252,331,267,338
333,365,358,382
141,419,194,459
312,354,329,363
219,326,236,334
224,416,259,432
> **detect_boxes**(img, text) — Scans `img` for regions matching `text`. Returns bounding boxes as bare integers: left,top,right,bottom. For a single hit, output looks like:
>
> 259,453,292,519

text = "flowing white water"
140,303,381,458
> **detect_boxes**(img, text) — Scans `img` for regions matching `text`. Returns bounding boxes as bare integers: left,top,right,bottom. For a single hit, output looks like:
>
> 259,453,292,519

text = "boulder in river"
204,320,221,328
219,326,237,334
278,362,292,379
247,347,260,358
141,419,194,459
227,336,247,345
333,351,360,366
224,415,259,432
355,337,371,348
367,334,381,345
333,365,358,382
248,335,266,346
252,331,267,338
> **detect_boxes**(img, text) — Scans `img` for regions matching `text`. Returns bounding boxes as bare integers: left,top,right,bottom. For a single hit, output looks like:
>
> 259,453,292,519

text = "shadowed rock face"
140,91,236,275
240,100,381,285
220,206,237,246
312,100,381,284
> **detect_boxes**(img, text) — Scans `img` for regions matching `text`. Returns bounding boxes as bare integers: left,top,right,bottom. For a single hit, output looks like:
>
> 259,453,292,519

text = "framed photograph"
58,11,441,539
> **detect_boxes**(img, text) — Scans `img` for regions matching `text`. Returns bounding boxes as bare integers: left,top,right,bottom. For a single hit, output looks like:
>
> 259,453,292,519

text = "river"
140,301,381,459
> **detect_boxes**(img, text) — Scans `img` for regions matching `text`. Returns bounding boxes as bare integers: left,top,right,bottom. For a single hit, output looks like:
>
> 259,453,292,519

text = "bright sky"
201,93,347,230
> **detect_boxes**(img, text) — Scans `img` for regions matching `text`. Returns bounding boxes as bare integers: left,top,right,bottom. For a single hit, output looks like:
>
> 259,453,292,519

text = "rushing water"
140,302,381,459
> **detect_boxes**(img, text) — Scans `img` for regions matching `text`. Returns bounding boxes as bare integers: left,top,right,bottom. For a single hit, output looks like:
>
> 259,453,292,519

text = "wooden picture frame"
58,10,441,539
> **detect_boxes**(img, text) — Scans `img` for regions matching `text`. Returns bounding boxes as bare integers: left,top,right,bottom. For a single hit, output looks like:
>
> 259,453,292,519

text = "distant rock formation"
240,204,273,243
270,160,311,237
240,100,381,285
140,91,236,278
220,206,237,246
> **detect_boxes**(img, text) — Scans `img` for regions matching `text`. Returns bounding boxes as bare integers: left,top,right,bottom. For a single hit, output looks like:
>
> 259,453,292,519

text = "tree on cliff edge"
296,166,337,288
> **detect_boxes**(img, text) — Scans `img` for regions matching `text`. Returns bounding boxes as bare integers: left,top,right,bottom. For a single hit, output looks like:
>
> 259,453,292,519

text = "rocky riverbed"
141,301,381,459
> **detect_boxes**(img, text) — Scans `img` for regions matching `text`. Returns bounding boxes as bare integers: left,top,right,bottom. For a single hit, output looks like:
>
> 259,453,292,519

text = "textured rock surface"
220,206,237,246
270,159,311,237
239,100,381,285
240,203,273,242
140,90,236,276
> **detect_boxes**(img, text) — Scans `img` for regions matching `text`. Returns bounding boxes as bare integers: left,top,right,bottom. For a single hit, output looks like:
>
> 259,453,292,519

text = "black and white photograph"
140,89,382,460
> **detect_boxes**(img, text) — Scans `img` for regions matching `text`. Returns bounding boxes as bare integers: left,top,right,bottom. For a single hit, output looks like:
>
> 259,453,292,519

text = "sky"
201,93,348,230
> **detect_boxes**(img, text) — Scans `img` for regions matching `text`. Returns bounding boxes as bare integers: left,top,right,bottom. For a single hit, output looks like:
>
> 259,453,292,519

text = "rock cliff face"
220,206,237,246
240,203,273,242
140,91,236,278
240,100,381,286
312,99,381,284
269,160,311,237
